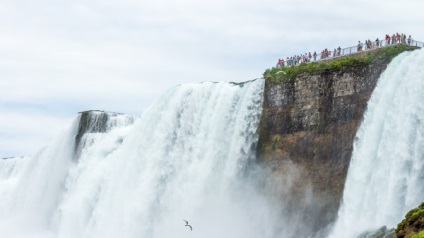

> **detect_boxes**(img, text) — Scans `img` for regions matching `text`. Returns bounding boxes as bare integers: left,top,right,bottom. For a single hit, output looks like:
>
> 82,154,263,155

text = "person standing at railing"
313,51,317,61
337,46,341,56
276,59,282,68
386,34,391,45
408,35,412,45
375,38,380,48
358,41,363,52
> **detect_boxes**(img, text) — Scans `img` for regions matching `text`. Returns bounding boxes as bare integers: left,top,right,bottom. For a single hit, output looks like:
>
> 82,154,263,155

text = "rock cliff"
257,46,418,234
75,110,136,158
395,202,424,238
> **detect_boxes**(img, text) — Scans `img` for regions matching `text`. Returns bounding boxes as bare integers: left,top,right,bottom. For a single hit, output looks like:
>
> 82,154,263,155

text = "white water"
329,49,424,237
0,80,287,238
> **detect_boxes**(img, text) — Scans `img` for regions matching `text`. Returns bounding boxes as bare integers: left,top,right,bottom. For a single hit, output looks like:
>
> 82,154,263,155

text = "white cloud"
0,110,73,157
1,0,424,156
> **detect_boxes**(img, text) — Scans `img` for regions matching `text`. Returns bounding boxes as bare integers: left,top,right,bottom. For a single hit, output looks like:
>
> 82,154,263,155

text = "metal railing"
276,39,424,67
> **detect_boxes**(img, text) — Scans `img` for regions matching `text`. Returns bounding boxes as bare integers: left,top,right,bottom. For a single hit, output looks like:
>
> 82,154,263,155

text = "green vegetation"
263,44,415,83
412,231,424,238
396,202,424,238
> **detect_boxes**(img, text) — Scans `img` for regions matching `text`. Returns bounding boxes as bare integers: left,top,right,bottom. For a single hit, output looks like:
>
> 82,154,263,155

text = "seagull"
183,219,192,231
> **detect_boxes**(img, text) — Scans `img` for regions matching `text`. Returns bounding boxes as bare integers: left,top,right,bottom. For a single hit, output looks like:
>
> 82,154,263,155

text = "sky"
1,0,424,157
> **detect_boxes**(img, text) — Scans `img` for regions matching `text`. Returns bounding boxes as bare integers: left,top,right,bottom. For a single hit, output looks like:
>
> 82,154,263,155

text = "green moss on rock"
396,202,424,238
411,231,424,238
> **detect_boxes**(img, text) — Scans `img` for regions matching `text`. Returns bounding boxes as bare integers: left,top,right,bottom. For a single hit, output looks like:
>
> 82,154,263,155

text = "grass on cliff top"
263,44,413,83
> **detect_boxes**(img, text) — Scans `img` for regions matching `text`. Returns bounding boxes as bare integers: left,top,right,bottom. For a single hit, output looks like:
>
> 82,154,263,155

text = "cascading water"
0,79,286,238
328,49,424,237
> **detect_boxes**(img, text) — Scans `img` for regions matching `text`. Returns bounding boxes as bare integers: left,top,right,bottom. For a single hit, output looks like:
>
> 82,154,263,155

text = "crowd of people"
276,33,414,68
357,33,413,52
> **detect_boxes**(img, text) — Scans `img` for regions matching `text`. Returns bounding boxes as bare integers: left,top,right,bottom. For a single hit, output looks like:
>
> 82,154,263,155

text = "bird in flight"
183,219,192,231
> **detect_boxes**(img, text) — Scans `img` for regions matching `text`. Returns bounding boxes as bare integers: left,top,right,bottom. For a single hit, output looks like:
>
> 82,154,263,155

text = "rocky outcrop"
75,110,136,158
358,226,395,238
395,203,424,238
257,60,395,234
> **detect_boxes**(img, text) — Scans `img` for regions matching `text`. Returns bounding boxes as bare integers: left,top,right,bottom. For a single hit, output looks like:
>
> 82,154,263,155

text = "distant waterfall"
0,79,287,238
329,49,424,237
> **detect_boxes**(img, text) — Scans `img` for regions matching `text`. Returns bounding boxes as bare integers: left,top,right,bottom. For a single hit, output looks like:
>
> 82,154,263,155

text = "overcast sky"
1,0,424,157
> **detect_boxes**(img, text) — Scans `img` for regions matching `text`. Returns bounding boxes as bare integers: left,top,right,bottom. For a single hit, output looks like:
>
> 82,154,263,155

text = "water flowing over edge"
328,48,424,238
0,79,292,238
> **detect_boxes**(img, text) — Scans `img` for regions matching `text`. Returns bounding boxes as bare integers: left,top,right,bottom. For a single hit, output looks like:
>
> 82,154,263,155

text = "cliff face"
258,62,390,233
75,110,136,158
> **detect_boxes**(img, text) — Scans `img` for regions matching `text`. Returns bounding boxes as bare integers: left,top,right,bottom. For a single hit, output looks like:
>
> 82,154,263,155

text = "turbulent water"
0,80,288,238
3,50,424,238
329,49,424,237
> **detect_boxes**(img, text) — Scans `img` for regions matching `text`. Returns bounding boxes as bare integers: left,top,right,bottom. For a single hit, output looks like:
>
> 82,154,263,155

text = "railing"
277,39,424,67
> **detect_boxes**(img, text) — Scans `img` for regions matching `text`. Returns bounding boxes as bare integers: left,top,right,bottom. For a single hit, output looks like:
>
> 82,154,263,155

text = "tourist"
271,33,421,70
358,41,363,52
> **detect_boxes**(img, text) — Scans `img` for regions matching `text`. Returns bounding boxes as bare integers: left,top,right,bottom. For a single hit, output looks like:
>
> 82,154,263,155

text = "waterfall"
328,49,424,237
0,79,286,238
